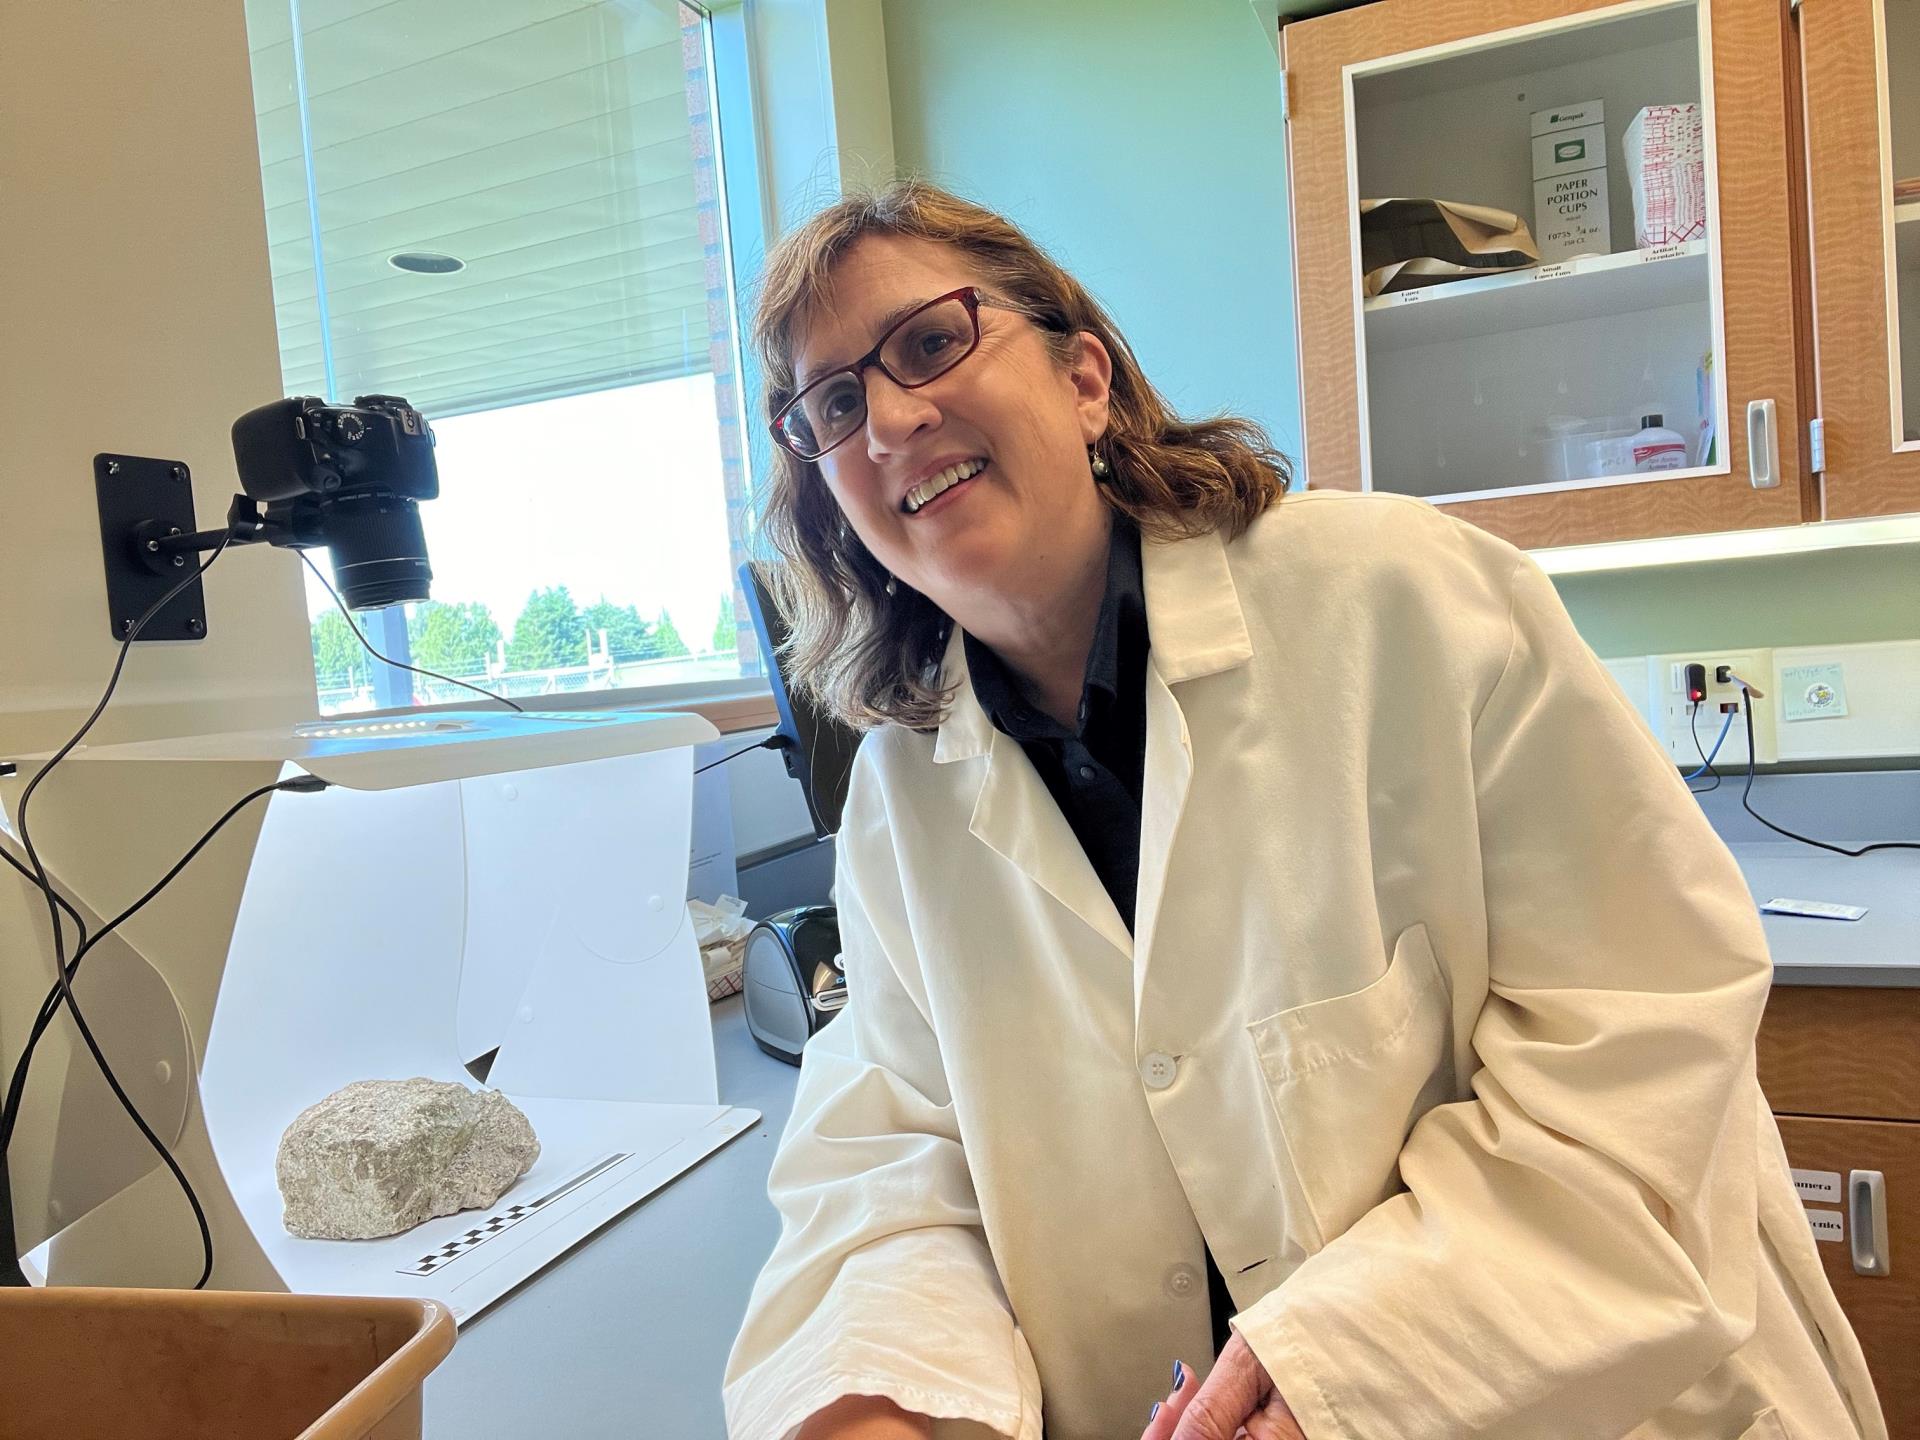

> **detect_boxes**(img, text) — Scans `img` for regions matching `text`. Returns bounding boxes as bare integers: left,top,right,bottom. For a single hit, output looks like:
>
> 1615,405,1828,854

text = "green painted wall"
1551,544,1920,658
881,1,1918,681
883,0,1299,460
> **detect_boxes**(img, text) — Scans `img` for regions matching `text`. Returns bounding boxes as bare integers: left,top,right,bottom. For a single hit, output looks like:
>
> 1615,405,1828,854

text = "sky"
301,375,739,653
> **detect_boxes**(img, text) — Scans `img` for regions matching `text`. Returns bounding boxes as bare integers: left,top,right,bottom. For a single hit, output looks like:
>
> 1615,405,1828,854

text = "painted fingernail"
1172,1361,1186,1391
1150,1402,1162,1421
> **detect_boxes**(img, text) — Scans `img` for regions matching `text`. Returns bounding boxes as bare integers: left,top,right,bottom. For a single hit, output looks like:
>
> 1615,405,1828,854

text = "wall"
1555,545,1920,659
0,0,320,1272
883,0,1301,459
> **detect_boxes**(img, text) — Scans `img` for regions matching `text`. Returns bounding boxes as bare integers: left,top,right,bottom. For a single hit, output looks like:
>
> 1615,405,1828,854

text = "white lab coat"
723,491,1885,1440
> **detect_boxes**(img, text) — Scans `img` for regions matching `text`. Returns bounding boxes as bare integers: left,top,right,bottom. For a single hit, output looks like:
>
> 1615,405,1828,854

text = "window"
242,0,761,714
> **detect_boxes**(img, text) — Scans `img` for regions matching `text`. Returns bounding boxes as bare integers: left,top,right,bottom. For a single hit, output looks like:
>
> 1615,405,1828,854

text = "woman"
722,180,1883,1440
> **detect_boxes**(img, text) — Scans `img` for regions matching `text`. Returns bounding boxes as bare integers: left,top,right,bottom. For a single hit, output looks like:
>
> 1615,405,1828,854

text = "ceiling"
243,0,716,418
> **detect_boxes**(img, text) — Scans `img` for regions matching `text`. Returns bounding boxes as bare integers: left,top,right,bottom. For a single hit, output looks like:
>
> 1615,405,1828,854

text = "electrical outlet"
1651,649,1777,768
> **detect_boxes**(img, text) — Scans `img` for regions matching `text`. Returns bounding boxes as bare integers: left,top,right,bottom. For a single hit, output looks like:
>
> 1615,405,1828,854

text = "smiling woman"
723,178,1885,1440
751,180,1291,732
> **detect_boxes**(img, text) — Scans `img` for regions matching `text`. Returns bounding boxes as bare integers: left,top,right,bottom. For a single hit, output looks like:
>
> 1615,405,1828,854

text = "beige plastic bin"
0,1286,455,1440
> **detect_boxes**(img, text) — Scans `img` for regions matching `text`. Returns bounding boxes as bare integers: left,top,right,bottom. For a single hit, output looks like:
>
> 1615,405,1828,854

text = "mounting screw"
186,617,205,637
170,465,186,481
145,538,161,552
172,554,186,567
106,460,121,475
120,618,136,637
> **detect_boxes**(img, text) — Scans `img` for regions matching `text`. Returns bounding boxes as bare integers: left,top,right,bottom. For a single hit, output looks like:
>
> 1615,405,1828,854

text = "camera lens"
319,492,432,609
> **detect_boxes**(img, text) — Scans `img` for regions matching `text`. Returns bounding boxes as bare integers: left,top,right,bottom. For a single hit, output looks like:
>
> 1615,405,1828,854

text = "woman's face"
790,235,1112,614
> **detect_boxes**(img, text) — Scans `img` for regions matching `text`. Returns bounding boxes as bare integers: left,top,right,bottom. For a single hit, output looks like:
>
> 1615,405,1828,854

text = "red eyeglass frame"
771,285,996,461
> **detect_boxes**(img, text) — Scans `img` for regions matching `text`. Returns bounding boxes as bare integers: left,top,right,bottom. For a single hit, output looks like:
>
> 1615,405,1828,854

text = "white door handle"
1849,1169,1891,1277
1747,398,1780,489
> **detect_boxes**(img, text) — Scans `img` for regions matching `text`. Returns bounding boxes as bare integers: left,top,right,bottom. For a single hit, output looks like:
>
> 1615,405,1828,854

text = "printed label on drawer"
1806,1208,1845,1243
1792,1169,1842,1202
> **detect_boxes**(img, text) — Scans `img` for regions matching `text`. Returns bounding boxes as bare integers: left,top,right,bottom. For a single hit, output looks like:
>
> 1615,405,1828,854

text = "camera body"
232,395,439,610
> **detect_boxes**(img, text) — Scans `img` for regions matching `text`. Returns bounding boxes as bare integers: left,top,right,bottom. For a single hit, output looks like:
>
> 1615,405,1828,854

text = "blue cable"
1682,705,1735,780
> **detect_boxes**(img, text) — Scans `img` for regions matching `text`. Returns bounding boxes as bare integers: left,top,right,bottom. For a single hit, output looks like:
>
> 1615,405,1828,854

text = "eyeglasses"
773,286,1010,461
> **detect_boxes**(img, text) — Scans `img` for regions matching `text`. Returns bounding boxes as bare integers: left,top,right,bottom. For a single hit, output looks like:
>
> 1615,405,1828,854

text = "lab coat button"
1164,1264,1200,1299
1141,1051,1178,1090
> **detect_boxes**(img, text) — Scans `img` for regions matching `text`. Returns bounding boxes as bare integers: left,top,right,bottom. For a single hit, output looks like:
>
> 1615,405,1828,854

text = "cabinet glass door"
1892,0,1920,447
1285,0,1808,548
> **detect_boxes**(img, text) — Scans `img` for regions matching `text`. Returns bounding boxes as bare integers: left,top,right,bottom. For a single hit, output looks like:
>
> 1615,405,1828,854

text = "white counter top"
1730,843,1919,987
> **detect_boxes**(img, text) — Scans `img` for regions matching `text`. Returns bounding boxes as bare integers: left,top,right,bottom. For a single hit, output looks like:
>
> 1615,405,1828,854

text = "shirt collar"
963,520,1143,742
934,517,1251,764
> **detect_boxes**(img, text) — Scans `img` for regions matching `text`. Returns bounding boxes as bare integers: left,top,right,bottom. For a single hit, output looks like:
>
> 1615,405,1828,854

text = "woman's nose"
861,367,940,455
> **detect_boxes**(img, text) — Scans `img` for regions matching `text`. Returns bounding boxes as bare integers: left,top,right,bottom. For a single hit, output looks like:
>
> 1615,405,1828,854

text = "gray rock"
275,1077,540,1240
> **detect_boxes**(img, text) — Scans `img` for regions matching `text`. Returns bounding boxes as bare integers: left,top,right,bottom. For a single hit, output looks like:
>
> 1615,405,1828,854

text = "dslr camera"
232,394,439,610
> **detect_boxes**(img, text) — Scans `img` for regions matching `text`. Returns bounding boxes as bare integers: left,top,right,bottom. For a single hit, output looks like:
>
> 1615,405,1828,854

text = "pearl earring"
1090,449,1110,478
885,574,898,597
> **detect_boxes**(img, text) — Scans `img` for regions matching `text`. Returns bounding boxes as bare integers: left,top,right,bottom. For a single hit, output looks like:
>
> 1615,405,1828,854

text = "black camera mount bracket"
93,455,283,642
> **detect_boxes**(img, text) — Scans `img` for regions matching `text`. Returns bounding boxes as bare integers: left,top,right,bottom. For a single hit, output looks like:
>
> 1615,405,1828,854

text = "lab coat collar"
931,525,1252,764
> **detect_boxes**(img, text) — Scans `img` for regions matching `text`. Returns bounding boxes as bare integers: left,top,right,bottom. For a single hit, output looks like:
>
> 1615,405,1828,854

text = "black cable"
8,535,234,1287
695,736,779,775
301,551,524,712
1687,701,1721,794
1737,685,1920,857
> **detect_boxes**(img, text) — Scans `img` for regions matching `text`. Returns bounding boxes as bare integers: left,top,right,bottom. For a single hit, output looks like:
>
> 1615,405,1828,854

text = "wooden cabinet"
1801,0,1920,519
1281,0,1920,548
1757,985,1920,1435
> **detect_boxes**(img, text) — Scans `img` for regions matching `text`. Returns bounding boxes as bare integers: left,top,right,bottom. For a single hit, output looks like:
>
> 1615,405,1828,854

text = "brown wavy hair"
753,178,1292,731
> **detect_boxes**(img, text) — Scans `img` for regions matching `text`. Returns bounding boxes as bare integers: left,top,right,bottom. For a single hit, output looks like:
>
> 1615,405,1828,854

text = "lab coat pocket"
1246,922,1453,1250
1734,1409,1789,1440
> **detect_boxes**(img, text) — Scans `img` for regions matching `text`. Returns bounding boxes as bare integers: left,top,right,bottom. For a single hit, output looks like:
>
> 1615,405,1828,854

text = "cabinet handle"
1746,399,1780,489
1848,1169,1891,1277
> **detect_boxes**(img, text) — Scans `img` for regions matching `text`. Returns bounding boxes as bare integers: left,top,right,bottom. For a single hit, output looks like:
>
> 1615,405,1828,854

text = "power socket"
1653,649,1777,768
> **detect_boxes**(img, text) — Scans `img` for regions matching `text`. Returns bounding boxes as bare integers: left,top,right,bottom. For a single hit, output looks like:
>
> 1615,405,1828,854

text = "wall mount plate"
93,453,207,641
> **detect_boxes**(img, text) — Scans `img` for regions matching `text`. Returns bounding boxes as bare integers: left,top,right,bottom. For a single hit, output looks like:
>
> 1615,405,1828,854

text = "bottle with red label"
1629,412,1688,472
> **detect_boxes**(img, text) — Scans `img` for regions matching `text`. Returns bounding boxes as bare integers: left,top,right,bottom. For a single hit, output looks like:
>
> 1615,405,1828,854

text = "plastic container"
1628,412,1689,472
1537,414,1634,482
0,1286,454,1439
1538,416,1591,483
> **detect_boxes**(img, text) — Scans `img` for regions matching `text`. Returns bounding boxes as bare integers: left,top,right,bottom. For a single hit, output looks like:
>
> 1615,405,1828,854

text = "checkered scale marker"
397,1153,630,1277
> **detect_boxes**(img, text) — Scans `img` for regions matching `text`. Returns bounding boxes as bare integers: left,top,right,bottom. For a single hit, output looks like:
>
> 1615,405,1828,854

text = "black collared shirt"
964,519,1236,1356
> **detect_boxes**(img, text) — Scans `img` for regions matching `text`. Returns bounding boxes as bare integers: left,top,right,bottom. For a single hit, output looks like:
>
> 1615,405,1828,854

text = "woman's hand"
1138,1337,1307,1440
794,1393,932,1440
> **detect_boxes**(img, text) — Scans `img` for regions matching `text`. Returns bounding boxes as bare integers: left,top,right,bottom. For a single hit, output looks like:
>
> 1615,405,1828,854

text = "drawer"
1757,987,1920,1122
1773,1115,1919,1437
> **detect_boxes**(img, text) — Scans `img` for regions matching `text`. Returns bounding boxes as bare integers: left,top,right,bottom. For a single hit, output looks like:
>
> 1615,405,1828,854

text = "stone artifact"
276,1077,540,1240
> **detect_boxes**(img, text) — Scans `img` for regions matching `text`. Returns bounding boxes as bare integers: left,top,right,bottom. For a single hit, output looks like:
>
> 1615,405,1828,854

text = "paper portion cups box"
1624,103,1707,247
1531,100,1611,261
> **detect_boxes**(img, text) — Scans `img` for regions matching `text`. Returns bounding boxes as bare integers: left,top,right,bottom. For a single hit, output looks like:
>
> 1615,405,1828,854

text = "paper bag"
1359,197,1541,296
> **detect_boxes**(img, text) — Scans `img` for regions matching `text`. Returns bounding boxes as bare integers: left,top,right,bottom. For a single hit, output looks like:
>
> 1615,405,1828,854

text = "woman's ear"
1069,330,1114,444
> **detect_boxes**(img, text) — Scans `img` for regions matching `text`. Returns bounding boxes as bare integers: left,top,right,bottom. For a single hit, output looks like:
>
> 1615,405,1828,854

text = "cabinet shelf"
1362,240,1709,353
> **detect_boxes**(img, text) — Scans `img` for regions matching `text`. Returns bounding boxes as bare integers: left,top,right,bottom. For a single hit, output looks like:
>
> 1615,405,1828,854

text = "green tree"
650,609,690,659
506,586,586,670
711,599,737,656
407,600,501,675
310,611,366,689
582,598,654,662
